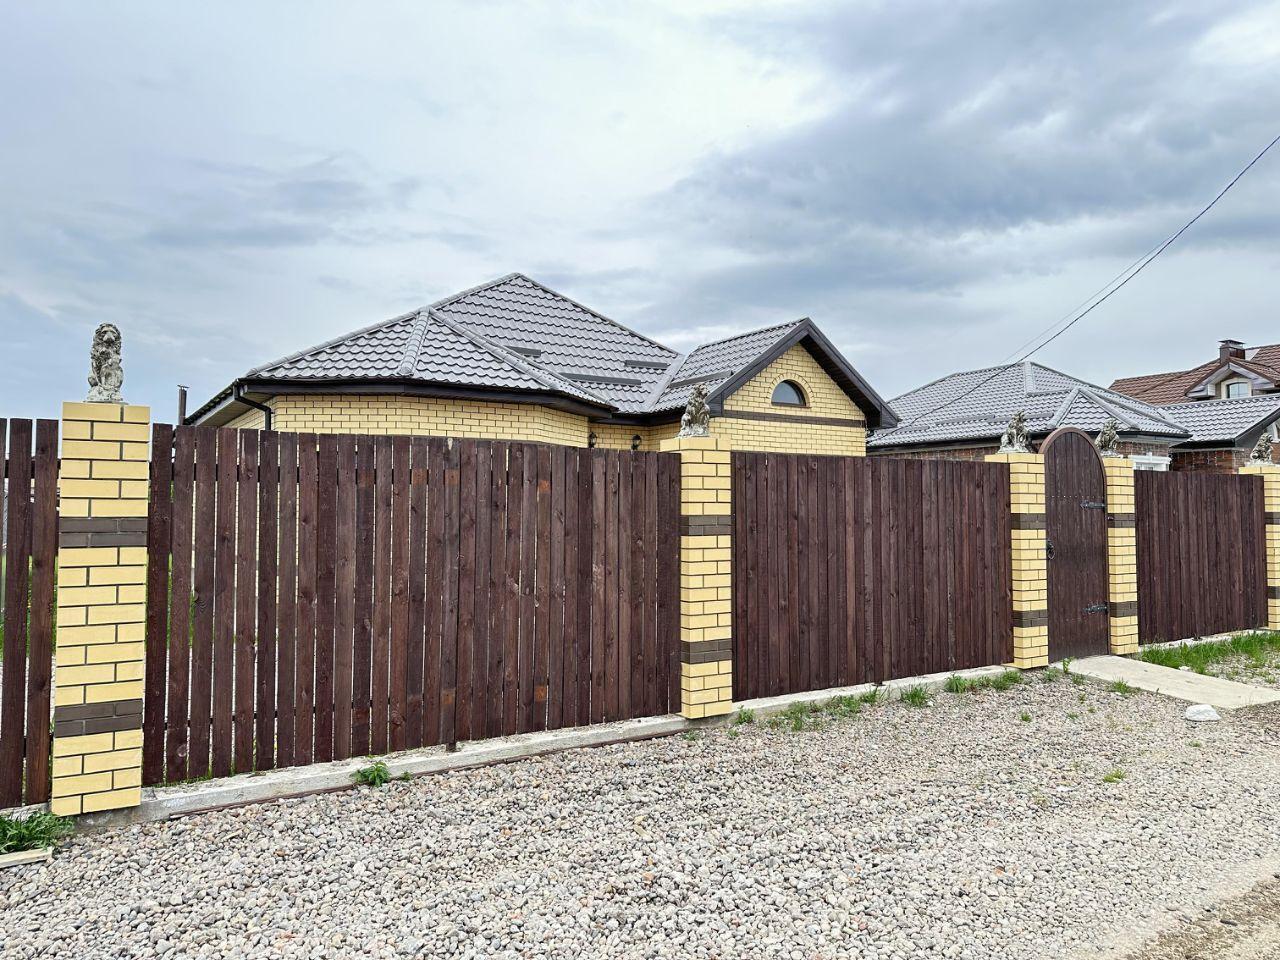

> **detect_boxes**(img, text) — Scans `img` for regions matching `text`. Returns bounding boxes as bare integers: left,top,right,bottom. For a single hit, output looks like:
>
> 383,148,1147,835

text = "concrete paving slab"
1069,655,1280,710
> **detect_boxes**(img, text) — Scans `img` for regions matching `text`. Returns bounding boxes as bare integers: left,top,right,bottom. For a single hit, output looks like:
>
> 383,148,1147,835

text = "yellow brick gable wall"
714,344,868,456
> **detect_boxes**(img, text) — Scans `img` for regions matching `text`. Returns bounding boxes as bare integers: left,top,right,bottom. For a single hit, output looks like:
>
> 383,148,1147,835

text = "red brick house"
1110,339,1280,472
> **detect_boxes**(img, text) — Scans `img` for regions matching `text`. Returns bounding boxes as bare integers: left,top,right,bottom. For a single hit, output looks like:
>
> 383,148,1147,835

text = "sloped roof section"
1160,395,1280,444
652,320,804,412
1111,341,1280,405
433,274,677,413
869,361,1187,449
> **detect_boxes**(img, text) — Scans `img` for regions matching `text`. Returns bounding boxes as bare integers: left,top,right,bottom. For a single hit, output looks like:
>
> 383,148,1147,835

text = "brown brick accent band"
714,410,864,428
1110,600,1138,618
682,638,732,663
59,517,149,548
1014,609,1048,628
1106,514,1136,528
1010,513,1046,530
680,514,734,536
53,699,143,738
1269,586,1280,601
1266,512,1280,525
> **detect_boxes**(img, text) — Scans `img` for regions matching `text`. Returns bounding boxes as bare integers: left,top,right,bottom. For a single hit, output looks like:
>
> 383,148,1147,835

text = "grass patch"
764,691,881,732
944,674,973,694
731,708,755,726
352,761,392,788
944,670,1022,695
1109,680,1136,697
0,812,73,853
900,685,930,707
681,730,702,742
1019,711,1032,722
1102,768,1126,784
1139,632,1280,674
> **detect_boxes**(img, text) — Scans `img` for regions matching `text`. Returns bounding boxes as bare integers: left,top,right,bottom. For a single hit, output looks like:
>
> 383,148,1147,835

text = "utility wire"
895,130,1280,431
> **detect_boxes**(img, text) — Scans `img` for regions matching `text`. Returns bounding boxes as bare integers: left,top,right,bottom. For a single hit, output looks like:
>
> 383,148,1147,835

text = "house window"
771,380,807,407
1222,379,1251,399
1130,453,1170,472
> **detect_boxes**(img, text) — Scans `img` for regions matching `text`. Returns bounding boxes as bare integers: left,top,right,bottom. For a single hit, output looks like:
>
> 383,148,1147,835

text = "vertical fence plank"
294,433,318,766
370,436,392,754
22,421,57,803
405,437,429,748
468,442,492,741
0,420,28,806
453,440,476,743
388,436,410,751
424,437,447,746
351,437,375,757
439,439,461,745
485,443,508,739
332,435,357,760
276,433,299,770
256,431,279,771
143,423,174,786
313,435,337,763
548,446,567,729
233,431,258,773
518,445,538,733
534,445,553,731
210,429,237,778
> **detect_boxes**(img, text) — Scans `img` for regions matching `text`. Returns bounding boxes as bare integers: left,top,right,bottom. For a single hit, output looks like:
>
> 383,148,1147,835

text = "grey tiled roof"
652,320,805,413
1160,396,1280,443
869,362,1189,448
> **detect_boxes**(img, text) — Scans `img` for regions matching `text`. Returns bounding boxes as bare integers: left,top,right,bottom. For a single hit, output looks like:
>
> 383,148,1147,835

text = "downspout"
233,383,273,431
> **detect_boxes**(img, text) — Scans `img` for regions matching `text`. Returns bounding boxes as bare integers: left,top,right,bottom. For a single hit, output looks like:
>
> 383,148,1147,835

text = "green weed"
1019,711,1032,723
900,685,930,707
0,812,72,853
352,761,392,787
1109,680,1136,697
1140,632,1280,674
732,708,755,726
1102,768,1126,784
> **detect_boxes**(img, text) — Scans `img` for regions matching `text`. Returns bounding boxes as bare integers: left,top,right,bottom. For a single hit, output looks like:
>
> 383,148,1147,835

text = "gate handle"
1046,539,1055,561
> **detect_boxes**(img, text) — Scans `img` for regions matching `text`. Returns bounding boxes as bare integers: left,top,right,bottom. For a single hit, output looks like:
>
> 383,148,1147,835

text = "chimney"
1220,339,1246,362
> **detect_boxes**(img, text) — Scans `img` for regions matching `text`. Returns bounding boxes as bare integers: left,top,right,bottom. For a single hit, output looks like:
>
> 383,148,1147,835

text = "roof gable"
1161,395,1280,444
1110,341,1280,404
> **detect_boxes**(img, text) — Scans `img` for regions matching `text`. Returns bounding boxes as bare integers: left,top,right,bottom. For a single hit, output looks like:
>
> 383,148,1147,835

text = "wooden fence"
731,453,1013,700
142,427,682,786
1136,470,1267,643
0,418,58,807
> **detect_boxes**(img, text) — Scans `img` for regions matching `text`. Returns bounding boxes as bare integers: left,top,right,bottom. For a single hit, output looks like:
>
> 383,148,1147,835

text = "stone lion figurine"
997,410,1030,454
1095,418,1120,458
1249,433,1274,465
679,383,711,437
86,322,125,403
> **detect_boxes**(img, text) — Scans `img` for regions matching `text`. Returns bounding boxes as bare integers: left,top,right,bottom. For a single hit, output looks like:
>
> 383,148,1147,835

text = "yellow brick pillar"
1240,462,1280,629
50,401,150,816
659,434,733,718
1103,459,1139,654
986,451,1049,667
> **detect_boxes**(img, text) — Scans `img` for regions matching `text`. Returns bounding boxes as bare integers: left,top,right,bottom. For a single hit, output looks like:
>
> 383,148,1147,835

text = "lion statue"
1095,418,1120,458
86,322,125,403
997,410,1029,454
679,383,711,437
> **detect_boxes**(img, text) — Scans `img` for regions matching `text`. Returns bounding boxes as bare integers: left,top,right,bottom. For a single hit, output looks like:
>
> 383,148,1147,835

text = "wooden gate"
1042,428,1110,660
1136,471,1266,642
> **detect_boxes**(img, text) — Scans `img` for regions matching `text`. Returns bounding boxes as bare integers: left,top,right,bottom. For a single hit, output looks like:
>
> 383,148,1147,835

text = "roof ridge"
426,273,525,311
686,318,806,354
642,351,688,409
888,361,1020,407
1164,394,1280,409
429,310,612,408
396,311,433,378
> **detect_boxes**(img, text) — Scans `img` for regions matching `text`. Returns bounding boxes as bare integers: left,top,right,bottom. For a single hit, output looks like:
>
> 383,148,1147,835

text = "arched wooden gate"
1042,428,1110,660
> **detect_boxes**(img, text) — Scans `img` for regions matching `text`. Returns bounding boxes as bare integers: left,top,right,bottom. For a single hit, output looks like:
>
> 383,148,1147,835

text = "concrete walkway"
1070,655,1280,711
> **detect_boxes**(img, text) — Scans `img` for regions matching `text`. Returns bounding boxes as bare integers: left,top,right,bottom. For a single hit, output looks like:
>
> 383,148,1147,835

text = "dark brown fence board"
468,442,491,741
454,440,477,744
210,429,237,778
406,437,430,747
438,439,461,745
294,433,318,766
233,431,258,773
424,437,447,748
351,438,375,757
256,431,279,771
388,436,410,751
313,435,337,763
143,423,174,786
332,435,357,761
370,436,392,754
518,445,538,734
275,432,299,770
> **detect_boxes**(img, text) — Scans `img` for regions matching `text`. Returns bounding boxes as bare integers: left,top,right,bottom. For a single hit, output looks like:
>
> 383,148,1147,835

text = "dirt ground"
1121,875,1280,960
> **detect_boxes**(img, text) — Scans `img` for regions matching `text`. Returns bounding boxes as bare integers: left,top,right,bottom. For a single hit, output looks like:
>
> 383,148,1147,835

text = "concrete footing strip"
14,662,1017,830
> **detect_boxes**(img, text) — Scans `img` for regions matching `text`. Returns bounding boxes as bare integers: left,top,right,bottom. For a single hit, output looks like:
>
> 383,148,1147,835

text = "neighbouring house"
188,273,896,454
1109,338,1280,471
867,361,1189,468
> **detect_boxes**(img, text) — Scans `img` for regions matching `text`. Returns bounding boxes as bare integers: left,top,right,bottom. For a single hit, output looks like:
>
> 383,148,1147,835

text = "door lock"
1046,539,1055,560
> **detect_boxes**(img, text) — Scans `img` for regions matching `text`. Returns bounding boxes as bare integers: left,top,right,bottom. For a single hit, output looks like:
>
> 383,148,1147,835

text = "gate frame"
985,448,1049,668
1102,455,1139,654
1239,461,1280,631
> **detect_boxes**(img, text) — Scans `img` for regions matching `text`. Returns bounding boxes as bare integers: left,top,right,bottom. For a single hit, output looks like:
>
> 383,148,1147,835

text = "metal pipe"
177,385,188,424
233,383,273,431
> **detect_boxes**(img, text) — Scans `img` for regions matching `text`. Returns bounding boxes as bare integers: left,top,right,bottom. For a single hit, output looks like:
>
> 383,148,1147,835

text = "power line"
896,130,1280,431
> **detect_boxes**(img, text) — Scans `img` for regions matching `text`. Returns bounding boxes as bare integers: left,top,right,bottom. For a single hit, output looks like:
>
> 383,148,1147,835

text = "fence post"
49,401,151,816
1239,462,1280,629
985,451,1049,667
1103,459,1139,653
658,434,733,718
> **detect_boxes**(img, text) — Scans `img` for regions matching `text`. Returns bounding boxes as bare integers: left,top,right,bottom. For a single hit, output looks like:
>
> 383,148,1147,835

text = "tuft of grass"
1189,740,1203,748
900,685,930,707
1102,768,1126,784
732,707,755,726
1140,631,1280,674
1066,712,1080,720
1109,680,1136,697
823,695,863,719
352,761,392,788
681,730,702,742
1019,711,1032,723
1061,657,1074,675
0,812,73,853
857,688,883,706
944,674,973,694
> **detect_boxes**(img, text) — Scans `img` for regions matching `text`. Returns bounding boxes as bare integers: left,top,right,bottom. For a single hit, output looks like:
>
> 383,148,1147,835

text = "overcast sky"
2,1,1278,423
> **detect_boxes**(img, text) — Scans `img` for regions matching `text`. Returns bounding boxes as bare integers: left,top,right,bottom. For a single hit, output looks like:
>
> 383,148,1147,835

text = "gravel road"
5,672,1280,960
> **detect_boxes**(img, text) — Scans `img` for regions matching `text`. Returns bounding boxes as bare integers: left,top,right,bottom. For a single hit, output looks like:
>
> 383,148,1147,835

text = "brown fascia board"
221,377,616,420
706,320,899,430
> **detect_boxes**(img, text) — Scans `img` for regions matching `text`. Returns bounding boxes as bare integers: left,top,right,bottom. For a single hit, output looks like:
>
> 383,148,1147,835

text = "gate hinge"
1080,500,1107,510
1083,603,1108,614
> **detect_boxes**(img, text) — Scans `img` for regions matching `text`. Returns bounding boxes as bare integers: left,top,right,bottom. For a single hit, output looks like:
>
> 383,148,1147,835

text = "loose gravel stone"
4,675,1280,959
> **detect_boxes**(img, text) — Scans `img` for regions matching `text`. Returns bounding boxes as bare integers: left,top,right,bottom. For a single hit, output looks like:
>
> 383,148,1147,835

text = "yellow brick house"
189,273,896,450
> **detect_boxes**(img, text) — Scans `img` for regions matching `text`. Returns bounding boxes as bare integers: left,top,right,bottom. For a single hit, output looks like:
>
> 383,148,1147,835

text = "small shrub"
352,761,392,788
1102,768,1126,784
900,685,930,707
0,812,73,853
